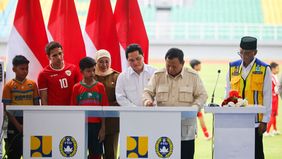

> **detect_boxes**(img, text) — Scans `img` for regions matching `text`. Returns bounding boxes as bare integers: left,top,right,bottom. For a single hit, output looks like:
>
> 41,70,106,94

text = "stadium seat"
0,0,282,41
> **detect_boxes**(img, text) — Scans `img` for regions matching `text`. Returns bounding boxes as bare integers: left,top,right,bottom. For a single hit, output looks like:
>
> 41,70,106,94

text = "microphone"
208,69,221,107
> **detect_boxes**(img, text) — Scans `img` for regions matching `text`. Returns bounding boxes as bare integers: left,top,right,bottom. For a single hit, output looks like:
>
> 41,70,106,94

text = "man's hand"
39,90,48,105
258,122,267,135
98,126,105,143
16,124,23,134
145,100,154,107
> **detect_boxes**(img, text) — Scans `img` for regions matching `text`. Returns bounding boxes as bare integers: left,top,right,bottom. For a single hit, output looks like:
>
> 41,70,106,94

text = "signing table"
205,106,266,159
7,106,198,159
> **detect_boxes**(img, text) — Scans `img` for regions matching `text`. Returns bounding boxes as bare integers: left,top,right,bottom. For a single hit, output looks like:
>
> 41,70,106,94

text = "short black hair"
190,59,201,69
125,43,143,59
79,57,96,71
45,41,63,56
270,62,279,70
165,48,184,64
12,55,30,66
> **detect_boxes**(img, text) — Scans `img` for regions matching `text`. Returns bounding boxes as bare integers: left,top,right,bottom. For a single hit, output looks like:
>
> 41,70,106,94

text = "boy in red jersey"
190,59,211,140
38,41,80,105
2,55,40,159
71,57,108,159
266,62,280,136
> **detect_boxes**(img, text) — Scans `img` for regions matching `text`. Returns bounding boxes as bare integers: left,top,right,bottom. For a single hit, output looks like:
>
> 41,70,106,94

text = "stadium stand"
170,0,263,23
140,5,156,38
164,0,282,40
262,0,282,25
0,0,282,41
0,0,16,39
40,0,52,24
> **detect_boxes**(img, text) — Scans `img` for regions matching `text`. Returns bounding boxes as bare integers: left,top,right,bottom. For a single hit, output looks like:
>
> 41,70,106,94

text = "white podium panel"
214,113,254,159
7,106,197,159
205,106,266,159
24,110,86,159
120,111,181,159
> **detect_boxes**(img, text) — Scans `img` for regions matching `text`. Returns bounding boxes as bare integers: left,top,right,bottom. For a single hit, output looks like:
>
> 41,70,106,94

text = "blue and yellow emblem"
126,136,148,158
59,136,77,157
30,136,52,157
155,136,173,158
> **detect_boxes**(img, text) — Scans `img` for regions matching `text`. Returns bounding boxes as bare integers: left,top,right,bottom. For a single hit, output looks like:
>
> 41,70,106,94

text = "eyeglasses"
237,50,254,56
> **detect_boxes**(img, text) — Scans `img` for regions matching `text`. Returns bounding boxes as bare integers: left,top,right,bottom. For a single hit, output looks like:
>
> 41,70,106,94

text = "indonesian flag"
114,0,149,64
6,0,48,82
48,0,86,66
85,0,121,72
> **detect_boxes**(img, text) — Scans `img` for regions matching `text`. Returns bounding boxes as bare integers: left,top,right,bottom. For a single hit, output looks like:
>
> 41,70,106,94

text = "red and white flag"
48,0,86,67
114,0,149,64
84,0,121,72
6,0,49,82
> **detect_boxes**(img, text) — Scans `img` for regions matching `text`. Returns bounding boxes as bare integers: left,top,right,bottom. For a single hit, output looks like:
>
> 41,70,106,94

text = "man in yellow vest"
226,36,272,159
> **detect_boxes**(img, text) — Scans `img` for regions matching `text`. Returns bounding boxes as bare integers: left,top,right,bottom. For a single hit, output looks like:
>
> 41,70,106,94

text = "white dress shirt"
116,64,156,106
225,58,272,126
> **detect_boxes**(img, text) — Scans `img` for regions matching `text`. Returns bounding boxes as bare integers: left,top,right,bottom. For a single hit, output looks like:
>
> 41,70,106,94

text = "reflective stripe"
254,91,258,105
253,91,259,123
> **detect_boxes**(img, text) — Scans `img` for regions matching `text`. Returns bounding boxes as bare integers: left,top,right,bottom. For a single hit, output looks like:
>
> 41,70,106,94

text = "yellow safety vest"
229,59,268,122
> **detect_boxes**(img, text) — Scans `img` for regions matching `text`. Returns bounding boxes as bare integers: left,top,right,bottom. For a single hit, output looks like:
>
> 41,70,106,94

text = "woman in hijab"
95,49,120,159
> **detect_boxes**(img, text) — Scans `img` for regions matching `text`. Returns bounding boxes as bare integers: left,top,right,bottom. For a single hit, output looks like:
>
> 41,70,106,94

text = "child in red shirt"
190,59,211,139
71,57,109,159
266,62,280,136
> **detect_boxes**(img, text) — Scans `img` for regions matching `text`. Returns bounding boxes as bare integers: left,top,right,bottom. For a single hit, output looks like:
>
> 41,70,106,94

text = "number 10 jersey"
38,63,80,105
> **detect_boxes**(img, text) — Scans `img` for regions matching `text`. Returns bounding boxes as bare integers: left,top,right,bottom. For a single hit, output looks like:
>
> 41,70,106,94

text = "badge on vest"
253,65,263,74
232,66,240,76
232,71,240,76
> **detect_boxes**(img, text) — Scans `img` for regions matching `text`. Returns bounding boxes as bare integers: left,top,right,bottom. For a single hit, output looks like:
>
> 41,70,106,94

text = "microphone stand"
208,70,221,159
208,70,221,107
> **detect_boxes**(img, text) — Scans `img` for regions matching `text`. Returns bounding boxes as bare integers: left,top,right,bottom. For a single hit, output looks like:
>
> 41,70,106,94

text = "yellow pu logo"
30,136,52,157
127,136,148,158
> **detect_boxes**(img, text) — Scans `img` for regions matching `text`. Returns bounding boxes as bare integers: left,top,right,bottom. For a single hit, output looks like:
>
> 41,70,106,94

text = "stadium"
0,0,282,158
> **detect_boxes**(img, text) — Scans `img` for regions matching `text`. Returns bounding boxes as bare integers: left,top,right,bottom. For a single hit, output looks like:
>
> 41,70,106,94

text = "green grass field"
151,62,282,158
1,62,281,158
